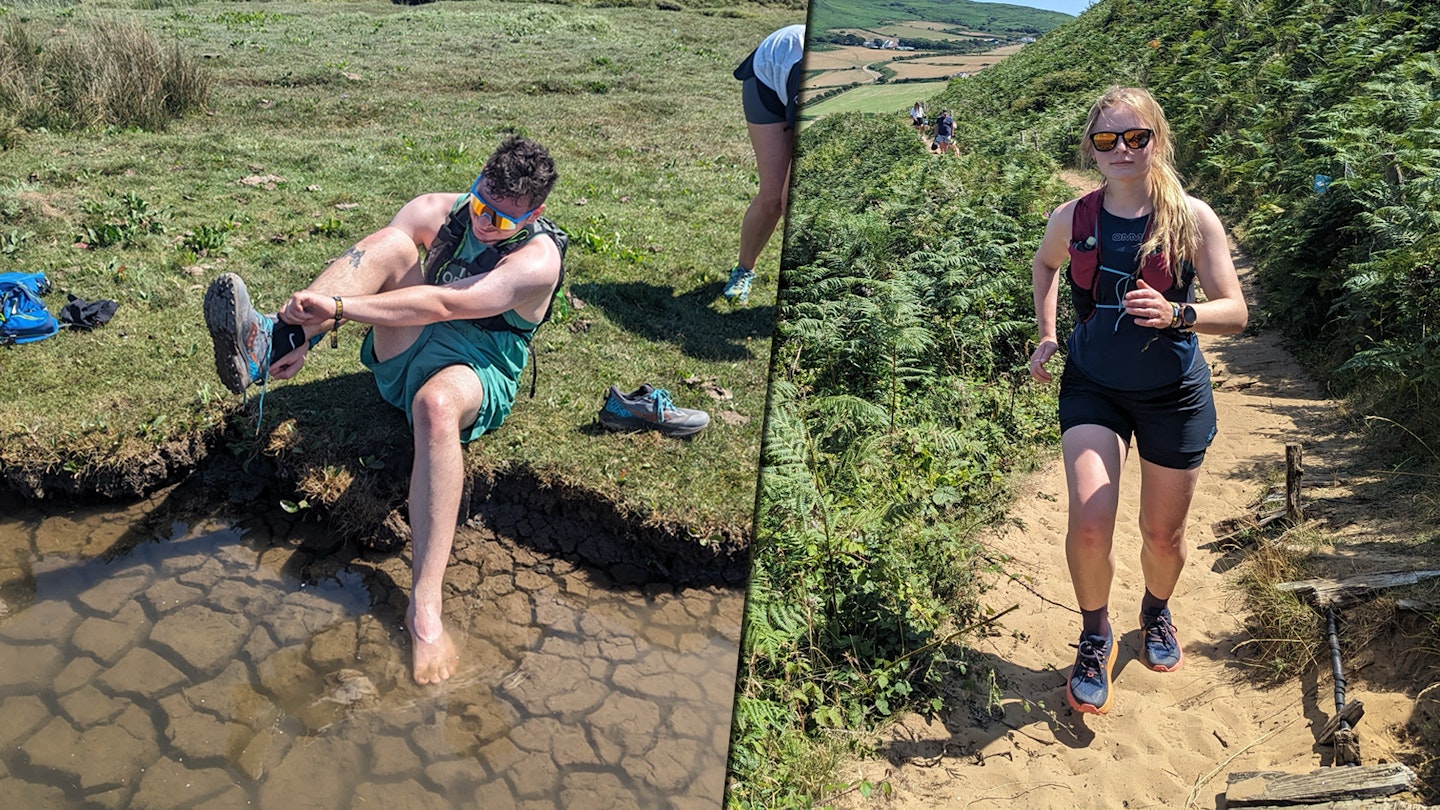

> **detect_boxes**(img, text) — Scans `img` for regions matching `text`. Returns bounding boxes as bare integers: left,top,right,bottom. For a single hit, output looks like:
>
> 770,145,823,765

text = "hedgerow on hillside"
728,113,1071,808
931,0,1440,437
730,0,1440,805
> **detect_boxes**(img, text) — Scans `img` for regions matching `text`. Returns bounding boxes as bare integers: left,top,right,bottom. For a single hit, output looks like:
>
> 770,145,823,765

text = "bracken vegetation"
729,0,1440,805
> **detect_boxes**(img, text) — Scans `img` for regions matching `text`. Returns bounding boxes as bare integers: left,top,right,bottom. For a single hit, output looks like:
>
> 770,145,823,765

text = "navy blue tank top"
1066,207,1201,391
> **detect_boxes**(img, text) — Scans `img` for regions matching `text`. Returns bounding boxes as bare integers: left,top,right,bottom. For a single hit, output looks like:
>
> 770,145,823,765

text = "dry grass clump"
1231,525,1328,681
0,15,211,136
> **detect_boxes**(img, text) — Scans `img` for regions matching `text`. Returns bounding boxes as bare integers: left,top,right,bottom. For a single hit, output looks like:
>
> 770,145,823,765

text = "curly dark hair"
481,136,558,209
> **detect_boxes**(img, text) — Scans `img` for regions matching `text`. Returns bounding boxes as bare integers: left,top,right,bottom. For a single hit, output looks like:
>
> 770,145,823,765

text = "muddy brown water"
0,490,742,809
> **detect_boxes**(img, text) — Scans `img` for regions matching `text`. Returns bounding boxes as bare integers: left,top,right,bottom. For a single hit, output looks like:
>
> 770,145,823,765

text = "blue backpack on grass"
0,271,59,345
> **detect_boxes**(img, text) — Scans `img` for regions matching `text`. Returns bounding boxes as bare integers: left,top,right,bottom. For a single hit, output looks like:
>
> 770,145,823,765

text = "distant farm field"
835,22,990,42
889,45,1024,79
805,44,890,72
806,66,872,88
800,79,951,121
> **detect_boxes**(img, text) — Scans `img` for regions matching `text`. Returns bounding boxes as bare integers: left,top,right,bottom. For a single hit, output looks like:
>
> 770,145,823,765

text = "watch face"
1182,305,1197,327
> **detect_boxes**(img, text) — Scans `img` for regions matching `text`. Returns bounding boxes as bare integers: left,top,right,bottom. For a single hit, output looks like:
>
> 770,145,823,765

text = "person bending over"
724,23,804,304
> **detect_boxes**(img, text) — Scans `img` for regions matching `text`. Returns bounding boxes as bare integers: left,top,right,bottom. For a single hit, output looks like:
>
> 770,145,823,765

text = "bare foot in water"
408,611,460,685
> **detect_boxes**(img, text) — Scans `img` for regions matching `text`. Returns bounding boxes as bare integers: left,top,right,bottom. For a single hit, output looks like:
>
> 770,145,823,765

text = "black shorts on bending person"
1057,359,1217,470
741,76,787,126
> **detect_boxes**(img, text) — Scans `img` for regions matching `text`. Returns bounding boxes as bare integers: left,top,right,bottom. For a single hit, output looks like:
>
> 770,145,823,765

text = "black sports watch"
1168,303,1198,330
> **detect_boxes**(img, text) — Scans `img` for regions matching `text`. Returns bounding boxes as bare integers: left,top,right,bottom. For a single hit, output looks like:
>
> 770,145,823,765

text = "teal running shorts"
360,321,520,444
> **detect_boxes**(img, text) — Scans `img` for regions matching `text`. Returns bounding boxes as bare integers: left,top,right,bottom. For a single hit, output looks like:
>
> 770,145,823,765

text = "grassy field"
803,43,892,72
890,44,1023,77
0,0,802,538
834,22,993,41
800,79,951,120
808,0,1071,35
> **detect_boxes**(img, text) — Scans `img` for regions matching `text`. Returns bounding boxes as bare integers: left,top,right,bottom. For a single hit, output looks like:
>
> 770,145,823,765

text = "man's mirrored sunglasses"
468,174,537,231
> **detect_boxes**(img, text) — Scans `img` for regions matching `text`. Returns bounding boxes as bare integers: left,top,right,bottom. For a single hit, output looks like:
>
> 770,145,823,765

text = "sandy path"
833,248,1433,809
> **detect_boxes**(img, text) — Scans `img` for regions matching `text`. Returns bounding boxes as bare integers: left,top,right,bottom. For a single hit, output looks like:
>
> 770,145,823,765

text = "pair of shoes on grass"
1066,608,1183,715
598,384,709,437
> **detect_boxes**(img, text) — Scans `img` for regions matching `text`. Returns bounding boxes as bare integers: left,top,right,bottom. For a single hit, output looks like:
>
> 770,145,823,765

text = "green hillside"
731,0,1440,806
809,0,1073,37
926,0,1440,418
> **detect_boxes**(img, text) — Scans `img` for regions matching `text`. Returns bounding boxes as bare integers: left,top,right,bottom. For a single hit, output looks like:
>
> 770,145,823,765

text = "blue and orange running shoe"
204,273,275,395
721,265,755,303
1139,608,1184,672
598,384,709,438
1066,631,1116,715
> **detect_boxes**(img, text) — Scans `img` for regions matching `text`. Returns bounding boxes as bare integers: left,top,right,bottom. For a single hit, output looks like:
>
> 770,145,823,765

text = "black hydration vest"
424,207,568,395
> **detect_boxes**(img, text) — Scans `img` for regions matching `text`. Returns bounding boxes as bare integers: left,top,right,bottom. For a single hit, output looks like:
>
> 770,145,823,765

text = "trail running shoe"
204,273,274,395
598,384,710,437
721,265,755,303
1066,631,1116,715
1139,608,1184,672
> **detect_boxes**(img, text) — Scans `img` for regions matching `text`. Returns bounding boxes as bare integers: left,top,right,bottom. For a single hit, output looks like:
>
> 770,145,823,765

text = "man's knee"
413,386,464,433
411,370,485,435
1066,515,1116,554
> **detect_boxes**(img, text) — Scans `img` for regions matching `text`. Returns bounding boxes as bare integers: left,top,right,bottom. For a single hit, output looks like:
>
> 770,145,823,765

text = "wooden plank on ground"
1238,795,1440,801
1317,699,1365,744
1275,570,1440,608
1225,763,1416,806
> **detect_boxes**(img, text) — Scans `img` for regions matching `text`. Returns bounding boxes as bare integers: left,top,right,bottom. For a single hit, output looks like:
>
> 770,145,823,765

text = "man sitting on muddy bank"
203,136,563,685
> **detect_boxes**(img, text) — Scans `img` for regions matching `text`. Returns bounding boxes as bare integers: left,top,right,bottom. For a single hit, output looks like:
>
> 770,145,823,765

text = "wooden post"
1286,443,1304,523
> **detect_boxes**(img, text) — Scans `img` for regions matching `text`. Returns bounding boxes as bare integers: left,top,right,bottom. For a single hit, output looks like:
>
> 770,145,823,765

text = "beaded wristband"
331,296,343,348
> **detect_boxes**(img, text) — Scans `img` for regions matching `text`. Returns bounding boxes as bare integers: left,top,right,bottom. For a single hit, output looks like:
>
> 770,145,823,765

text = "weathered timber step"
1317,700,1365,745
1275,570,1440,608
1225,763,1418,807
1238,795,1440,801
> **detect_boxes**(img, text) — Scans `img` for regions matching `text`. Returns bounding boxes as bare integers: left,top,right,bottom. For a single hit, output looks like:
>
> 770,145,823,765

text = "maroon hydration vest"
1065,187,1190,306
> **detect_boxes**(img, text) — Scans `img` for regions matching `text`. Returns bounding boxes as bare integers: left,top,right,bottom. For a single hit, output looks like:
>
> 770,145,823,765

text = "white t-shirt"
752,24,805,98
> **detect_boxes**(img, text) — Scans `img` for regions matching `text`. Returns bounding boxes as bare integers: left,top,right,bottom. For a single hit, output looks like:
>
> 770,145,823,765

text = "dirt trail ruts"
833,245,1439,809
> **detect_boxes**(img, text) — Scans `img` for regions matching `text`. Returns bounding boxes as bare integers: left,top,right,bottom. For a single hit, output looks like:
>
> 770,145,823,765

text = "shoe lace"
243,319,273,436
648,388,677,421
1142,614,1176,650
1072,637,1108,678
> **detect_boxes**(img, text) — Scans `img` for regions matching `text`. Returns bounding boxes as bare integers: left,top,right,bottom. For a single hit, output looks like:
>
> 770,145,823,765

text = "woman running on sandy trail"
1029,86,1248,715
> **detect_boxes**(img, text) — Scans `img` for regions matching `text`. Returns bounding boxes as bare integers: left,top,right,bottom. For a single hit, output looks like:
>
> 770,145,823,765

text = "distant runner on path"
931,109,956,155
724,23,805,304
203,136,564,687
1027,86,1248,715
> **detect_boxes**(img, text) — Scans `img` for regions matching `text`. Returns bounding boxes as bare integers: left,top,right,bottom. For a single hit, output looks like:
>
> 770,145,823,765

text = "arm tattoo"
340,245,366,270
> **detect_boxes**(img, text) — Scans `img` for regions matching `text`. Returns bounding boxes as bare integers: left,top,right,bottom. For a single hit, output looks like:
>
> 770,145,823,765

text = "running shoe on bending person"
721,265,755,303
1139,607,1184,672
598,384,709,437
1066,630,1116,715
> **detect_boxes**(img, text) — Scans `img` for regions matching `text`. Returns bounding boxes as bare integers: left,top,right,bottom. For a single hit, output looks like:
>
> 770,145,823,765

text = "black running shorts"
741,76,787,126
1057,359,1217,470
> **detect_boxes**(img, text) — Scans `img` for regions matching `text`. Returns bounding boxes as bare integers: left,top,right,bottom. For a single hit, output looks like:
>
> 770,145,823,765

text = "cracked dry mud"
0,492,741,809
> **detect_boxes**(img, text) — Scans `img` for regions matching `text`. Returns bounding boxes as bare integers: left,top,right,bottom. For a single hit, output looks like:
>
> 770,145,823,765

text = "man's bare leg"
271,228,426,378
402,364,485,685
